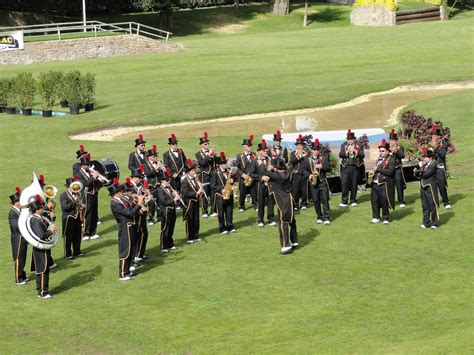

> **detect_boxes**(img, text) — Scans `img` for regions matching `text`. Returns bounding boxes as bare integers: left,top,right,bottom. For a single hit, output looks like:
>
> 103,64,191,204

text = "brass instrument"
44,184,58,217
296,149,307,159
195,179,209,201
223,172,233,200
310,157,321,186
244,175,253,187
70,180,85,221
87,166,110,185
152,160,166,173
367,171,375,185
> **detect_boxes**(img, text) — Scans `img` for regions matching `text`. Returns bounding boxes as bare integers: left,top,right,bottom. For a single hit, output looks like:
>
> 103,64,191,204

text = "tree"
273,0,289,15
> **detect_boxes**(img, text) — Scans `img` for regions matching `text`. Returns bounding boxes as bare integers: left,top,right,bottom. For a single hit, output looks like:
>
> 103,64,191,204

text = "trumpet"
87,166,110,185
367,171,375,185
296,149,307,159
152,160,166,173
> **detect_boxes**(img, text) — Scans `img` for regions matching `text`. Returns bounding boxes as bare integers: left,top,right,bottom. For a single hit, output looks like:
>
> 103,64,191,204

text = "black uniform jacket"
181,175,199,219
264,170,294,223
128,150,146,172
303,154,331,183
339,142,365,168
163,149,187,176
195,149,215,176
269,146,288,163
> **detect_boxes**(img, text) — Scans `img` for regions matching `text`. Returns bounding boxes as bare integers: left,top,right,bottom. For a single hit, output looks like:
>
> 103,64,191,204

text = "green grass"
0,7,473,353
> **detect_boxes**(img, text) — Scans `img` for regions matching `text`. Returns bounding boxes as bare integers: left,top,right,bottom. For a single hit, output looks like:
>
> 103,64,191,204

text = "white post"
82,0,87,32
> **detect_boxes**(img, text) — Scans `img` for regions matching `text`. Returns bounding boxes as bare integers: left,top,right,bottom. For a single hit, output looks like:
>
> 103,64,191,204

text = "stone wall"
0,35,184,66
350,5,396,26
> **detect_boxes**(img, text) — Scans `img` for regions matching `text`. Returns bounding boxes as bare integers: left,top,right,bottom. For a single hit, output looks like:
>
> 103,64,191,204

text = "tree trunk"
273,0,289,16
303,0,308,27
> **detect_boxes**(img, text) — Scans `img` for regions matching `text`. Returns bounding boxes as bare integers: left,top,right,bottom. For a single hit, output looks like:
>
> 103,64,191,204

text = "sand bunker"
70,81,474,142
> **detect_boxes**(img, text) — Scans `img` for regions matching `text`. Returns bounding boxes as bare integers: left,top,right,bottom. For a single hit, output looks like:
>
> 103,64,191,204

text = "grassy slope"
0,7,473,353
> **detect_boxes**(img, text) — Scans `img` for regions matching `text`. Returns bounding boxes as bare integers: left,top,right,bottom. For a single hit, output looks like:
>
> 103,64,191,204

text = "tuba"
18,173,59,250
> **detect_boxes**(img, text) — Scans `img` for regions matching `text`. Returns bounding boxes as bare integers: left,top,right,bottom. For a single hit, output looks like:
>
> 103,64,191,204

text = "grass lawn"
0,6,473,353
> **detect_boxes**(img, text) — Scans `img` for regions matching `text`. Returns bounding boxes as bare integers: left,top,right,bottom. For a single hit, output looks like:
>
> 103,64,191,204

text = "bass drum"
92,159,120,186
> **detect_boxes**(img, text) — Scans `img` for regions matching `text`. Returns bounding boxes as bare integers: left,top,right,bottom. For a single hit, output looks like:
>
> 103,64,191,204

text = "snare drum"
92,159,120,186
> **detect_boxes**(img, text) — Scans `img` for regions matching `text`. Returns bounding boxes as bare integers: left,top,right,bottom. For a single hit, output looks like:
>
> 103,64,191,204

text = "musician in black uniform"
9,187,29,285
414,148,440,229
195,132,217,218
181,159,204,244
262,158,298,254
290,135,308,211
73,144,88,175
303,139,331,225
163,133,187,198
37,174,58,269
253,140,275,227
128,134,147,173
77,157,102,240
109,180,145,281
388,129,406,208
339,129,365,207
269,131,288,163
210,152,236,234
128,166,149,262
370,139,396,224
431,125,451,209
60,177,84,259
156,169,178,251
236,136,257,212
28,195,58,298
144,145,161,225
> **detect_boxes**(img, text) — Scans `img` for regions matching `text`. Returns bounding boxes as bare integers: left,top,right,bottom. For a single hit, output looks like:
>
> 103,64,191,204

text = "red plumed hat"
80,144,85,152
113,178,120,186
153,144,157,153
15,186,21,194
143,180,149,189
73,175,79,181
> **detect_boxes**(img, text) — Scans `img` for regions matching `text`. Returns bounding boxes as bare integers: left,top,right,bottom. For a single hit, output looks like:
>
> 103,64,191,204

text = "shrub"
4,77,18,108
38,71,60,111
63,70,82,106
15,72,36,110
80,73,96,105
354,0,397,11
0,80,7,107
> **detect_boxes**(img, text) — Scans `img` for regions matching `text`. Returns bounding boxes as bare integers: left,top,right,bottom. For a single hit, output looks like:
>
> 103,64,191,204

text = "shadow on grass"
307,7,345,25
331,204,350,222
297,227,319,249
51,265,102,295
82,238,116,254
440,211,455,225
134,246,184,276
49,262,80,274
391,207,414,221
449,193,466,205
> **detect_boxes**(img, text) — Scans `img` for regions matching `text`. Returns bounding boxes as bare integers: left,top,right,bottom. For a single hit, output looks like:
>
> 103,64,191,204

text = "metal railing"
0,20,172,43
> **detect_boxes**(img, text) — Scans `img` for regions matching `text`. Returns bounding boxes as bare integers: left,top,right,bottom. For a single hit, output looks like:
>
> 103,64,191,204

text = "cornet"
87,166,110,185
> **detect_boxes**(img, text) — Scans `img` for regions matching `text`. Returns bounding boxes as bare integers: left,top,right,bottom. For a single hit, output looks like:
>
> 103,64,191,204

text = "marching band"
8,127,454,297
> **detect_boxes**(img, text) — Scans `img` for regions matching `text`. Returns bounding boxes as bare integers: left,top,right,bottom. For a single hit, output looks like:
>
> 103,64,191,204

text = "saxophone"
310,157,321,186
367,171,375,185
223,174,233,200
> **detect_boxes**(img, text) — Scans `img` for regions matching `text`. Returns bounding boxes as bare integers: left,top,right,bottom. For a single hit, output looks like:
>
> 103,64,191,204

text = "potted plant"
63,71,82,115
4,77,18,114
38,71,58,118
56,72,68,108
15,72,36,116
0,80,7,113
80,72,96,111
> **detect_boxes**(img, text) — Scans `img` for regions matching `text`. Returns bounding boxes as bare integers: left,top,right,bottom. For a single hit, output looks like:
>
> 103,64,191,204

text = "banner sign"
0,31,24,51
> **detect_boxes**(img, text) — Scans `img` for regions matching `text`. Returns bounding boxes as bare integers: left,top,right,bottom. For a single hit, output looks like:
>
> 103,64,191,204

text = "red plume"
220,151,226,159
204,131,208,140
178,149,183,155
80,144,85,152
113,178,120,186
166,167,171,177
422,147,427,155
187,158,193,168
153,144,157,153
126,177,132,186
348,129,352,135
298,134,302,140
431,124,437,133
35,194,43,203
15,187,21,194
390,129,395,135
39,175,44,183
86,153,91,160
143,180,149,189
249,135,254,142
171,133,176,141
314,139,319,146
139,134,144,141
139,164,145,174
73,175,78,181
381,138,386,146
277,130,281,139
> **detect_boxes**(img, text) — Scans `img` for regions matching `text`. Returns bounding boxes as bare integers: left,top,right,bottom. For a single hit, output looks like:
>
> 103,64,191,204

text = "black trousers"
137,218,148,258
185,201,200,241
63,217,82,257
371,183,389,221
32,248,50,296
160,207,176,250
200,173,214,215
11,236,28,283
84,192,98,236
147,188,159,222
215,194,235,232
119,223,134,278
291,173,308,209
257,184,275,223
421,186,439,227
277,215,297,248
310,182,330,221
238,179,257,210
340,165,359,204
394,168,405,204
436,167,450,206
